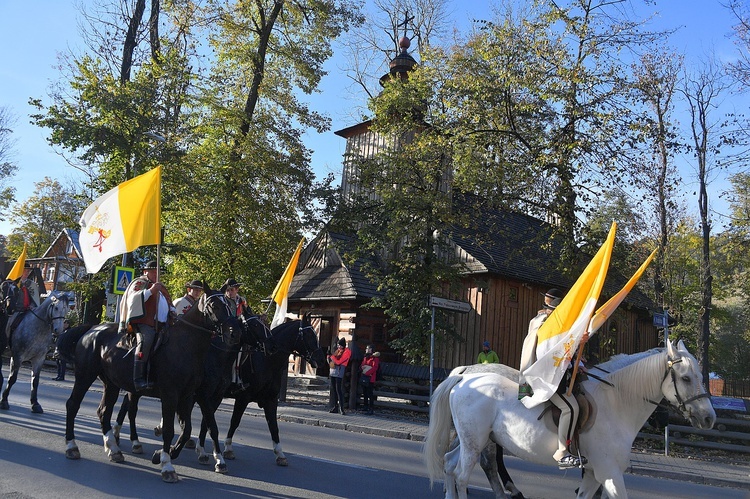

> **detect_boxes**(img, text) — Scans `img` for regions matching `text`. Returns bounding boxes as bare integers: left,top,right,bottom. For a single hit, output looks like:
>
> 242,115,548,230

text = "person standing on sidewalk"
53,319,70,381
360,344,380,415
477,340,499,364
328,338,350,415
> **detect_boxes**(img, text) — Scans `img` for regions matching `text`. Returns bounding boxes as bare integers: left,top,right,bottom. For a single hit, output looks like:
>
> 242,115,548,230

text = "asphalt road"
1,367,748,498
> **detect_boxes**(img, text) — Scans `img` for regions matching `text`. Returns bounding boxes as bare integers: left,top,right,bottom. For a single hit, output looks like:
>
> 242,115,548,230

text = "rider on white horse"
518,288,587,470
5,263,41,337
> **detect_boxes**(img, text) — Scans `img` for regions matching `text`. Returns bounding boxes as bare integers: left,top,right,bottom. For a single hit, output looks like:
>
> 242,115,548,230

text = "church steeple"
379,11,417,86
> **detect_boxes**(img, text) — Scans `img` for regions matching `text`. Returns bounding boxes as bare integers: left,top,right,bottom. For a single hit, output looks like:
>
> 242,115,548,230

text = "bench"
370,362,450,413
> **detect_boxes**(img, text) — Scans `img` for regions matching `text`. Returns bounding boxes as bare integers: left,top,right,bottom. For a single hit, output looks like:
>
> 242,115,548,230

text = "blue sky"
0,1,744,239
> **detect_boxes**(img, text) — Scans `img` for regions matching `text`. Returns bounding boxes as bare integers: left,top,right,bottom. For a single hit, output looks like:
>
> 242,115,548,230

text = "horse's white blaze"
424,340,716,499
273,442,285,459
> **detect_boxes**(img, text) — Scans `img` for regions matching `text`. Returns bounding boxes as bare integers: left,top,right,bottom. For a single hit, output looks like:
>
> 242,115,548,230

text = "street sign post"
428,295,472,396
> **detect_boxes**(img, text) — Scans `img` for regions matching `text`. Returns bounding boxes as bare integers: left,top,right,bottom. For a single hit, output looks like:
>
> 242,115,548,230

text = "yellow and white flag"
6,243,28,280
588,248,658,335
270,238,304,329
521,222,616,408
79,166,162,274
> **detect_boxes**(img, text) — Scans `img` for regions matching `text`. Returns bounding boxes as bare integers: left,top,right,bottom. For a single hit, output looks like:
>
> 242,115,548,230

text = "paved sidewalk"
240,388,750,492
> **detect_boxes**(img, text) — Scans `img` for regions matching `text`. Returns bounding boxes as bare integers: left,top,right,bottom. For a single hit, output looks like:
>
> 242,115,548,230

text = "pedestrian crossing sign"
113,266,134,295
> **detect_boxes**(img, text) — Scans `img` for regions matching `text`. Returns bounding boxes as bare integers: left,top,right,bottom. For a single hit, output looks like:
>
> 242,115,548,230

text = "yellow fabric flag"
521,222,617,408
78,166,162,274
270,238,305,329
6,243,28,280
588,248,658,335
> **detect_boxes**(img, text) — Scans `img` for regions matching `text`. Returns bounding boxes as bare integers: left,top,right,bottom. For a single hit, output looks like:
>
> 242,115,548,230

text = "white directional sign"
429,296,472,313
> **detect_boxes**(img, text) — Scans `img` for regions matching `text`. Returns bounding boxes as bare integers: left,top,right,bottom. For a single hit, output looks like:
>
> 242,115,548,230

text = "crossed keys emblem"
87,212,111,253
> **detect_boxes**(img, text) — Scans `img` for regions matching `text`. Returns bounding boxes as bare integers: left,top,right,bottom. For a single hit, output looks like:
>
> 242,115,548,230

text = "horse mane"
590,348,666,406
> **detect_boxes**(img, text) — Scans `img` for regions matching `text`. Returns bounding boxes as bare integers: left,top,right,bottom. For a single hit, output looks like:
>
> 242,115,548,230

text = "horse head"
294,319,325,369
196,289,242,346
1,279,19,315
47,291,70,335
661,339,716,430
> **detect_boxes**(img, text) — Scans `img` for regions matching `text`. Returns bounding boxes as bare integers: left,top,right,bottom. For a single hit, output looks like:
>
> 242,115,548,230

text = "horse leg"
264,401,287,466
168,396,195,460
443,444,461,499
97,385,125,463
196,415,211,464
113,393,128,445
153,399,179,483
0,356,20,410
29,357,45,413
126,393,143,454
493,444,525,499
223,396,250,461
198,397,227,473
576,468,603,499
64,372,97,459
599,473,627,499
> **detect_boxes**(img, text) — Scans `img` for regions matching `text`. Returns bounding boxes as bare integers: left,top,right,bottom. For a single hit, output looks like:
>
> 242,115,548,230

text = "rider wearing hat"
173,279,203,316
5,263,42,337
119,260,176,391
518,288,587,470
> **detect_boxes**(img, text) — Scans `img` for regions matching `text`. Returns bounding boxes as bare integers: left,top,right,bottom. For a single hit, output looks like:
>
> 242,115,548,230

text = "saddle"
114,324,169,358
540,389,594,454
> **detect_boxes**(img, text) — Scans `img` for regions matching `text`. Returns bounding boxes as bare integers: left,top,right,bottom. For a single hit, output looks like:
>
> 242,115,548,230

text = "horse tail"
56,324,91,363
424,374,463,487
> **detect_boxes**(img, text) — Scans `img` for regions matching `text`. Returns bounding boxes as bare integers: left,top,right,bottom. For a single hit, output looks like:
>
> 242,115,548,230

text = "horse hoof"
223,450,235,460
151,450,162,465
161,470,179,483
153,425,162,437
215,463,228,474
132,443,143,454
198,455,209,465
110,451,125,463
185,438,196,449
276,456,288,467
66,447,81,460
31,403,43,414
0,400,9,410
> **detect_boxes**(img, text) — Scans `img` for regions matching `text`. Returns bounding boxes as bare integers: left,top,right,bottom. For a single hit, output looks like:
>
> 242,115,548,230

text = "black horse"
58,290,241,482
219,318,326,466
115,310,268,473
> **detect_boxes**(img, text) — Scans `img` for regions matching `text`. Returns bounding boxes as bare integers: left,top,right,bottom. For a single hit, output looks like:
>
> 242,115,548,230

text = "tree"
438,0,670,269
6,178,87,257
0,106,18,224
630,49,684,308
681,56,733,385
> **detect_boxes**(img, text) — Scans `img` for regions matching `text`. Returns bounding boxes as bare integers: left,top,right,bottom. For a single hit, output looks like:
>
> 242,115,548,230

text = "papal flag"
270,238,304,329
79,166,161,274
6,242,28,280
521,222,617,408
588,248,658,335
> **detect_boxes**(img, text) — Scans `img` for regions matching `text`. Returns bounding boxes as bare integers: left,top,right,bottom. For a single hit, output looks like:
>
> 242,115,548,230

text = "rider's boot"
133,359,152,391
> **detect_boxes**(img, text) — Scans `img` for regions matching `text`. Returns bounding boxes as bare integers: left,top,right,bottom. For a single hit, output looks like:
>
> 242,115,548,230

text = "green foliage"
7,178,87,257
0,106,18,221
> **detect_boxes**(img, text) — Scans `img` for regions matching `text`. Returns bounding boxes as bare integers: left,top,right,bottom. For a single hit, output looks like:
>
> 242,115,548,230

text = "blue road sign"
113,266,134,295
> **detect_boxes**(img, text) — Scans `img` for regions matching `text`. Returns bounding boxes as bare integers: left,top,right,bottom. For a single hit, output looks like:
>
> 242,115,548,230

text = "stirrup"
557,454,586,469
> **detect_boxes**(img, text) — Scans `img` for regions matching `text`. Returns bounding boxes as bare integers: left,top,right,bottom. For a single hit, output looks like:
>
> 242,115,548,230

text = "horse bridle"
177,293,234,340
26,296,67,332
657,354,712,413
276,324,319,364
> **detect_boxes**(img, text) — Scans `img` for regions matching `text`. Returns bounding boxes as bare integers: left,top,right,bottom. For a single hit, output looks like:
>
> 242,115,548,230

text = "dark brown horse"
58,289,241,482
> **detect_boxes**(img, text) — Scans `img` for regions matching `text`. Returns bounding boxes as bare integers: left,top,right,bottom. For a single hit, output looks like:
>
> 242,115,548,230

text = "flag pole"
567,331,590,396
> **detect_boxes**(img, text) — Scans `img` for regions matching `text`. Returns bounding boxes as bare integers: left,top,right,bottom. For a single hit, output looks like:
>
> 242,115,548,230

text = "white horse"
0,291,69,413
424,340,716,499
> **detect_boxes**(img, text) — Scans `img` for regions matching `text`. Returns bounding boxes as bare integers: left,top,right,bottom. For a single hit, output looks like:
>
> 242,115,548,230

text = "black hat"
186,280,203,289
143,260,160,270
543,288,563,300
338,338,347,348
544,297,562,310
222,278,241,289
